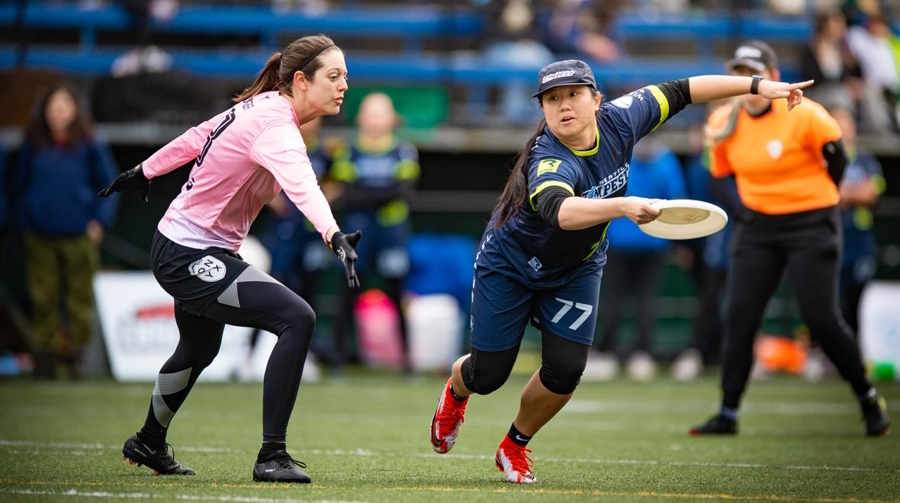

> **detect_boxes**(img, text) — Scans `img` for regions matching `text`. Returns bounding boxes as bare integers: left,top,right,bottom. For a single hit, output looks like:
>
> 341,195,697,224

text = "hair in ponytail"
234,34,340,103
493,119,546,229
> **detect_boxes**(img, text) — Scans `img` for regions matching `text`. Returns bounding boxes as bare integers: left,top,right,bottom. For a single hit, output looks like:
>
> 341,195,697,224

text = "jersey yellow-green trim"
376,199,409,226
395,159,421,180
529,180,574,211
330,158,356,182
537,158,563,176
563,125,600,157
853,206,874,231
873,174,887,195
357,136,397,155
646,85,670,132
583,226,609,260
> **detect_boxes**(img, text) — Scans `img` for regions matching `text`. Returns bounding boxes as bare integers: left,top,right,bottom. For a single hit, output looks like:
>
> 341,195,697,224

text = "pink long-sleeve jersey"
142,91,337,252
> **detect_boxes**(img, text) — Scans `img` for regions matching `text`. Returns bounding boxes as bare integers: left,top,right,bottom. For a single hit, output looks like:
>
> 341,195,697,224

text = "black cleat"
122,433,195,475
253,451,311,483
689,414,738,436
862,395,891,437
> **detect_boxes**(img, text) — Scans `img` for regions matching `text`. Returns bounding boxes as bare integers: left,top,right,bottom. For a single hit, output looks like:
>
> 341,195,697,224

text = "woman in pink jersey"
99,34,360,484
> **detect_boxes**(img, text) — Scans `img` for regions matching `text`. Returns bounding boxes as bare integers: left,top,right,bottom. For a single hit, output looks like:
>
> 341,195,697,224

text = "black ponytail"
492,119,546,229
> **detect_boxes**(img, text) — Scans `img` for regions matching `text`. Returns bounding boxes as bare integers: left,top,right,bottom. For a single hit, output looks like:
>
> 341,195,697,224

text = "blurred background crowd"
0,0,898,383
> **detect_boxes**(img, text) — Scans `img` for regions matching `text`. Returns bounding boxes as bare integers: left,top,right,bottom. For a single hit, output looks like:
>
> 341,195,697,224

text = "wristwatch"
750,75,764,95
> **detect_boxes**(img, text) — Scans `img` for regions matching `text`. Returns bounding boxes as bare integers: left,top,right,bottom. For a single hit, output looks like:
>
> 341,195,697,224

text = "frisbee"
638,199,728,240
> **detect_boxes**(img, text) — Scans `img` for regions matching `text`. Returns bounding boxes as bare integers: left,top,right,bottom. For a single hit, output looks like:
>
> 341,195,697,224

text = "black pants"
690,268,727,366
720,206,871,409
596,249,665,355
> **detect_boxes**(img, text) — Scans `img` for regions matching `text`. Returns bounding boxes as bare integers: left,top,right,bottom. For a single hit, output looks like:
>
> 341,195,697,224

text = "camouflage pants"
24,233,98,351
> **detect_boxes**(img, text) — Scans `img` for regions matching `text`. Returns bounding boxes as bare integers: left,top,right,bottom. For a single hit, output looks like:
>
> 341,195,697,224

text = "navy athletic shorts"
469,258,603,351
150,230,250,315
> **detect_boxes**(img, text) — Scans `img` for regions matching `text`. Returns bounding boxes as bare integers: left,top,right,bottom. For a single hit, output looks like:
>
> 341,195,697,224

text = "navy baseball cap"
533,59,597,98
726,40,778,72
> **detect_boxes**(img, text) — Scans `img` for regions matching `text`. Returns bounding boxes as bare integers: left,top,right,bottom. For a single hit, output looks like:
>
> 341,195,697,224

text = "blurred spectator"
846,14,900,133
800,11,864,116
330,93,420,374
12,83,120,380
480,0,554,124
585,138,686,381
832,106,885,334
546,0,622,63
271,0,328,15
111,0,176,77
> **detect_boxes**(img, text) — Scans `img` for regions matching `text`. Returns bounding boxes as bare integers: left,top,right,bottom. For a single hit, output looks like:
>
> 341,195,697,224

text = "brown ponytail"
234,52,283,103
493,119,547,229
234,34,340,103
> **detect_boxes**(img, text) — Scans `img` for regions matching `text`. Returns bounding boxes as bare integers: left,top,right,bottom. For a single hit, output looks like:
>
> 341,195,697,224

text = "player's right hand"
98,164,151,203
759,79,814,111
623,196,661,224
330,230,362,288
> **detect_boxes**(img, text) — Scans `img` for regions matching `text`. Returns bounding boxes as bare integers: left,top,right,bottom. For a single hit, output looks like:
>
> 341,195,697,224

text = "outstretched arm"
688,75,813,110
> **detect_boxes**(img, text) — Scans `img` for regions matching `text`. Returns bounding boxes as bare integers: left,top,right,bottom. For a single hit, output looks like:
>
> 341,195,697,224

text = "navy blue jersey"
488,85,674,284
331,140,420,226
307,141,329,180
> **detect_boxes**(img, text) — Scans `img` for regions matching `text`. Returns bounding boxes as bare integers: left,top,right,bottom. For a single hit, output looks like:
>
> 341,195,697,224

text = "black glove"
98,164,151,203
330,230,361,288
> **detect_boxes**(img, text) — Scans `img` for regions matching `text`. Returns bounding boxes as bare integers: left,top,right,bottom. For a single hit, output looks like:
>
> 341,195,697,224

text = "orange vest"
708,98,842,215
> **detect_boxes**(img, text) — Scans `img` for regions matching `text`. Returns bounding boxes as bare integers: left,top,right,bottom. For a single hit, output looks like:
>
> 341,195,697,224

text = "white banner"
859,280,900,381
94,271,274,382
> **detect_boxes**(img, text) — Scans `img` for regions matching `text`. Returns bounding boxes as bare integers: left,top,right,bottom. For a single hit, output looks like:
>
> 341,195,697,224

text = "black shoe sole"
122,441,195,476
688,428,737,436
252,473,311,483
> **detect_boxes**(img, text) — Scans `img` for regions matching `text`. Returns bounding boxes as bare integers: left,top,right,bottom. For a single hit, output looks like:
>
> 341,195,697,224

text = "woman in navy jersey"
429,59,812,484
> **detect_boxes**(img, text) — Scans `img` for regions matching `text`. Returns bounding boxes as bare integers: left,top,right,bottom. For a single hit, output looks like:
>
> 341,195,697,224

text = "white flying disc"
638,199,728,240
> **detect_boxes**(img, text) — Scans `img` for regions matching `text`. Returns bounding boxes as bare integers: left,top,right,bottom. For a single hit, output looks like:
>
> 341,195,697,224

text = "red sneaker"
495,436,536,484
430,378,468,454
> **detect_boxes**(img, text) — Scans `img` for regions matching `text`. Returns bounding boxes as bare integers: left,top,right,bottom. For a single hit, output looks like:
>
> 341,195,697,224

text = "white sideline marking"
2,439,897,474
0,440,238,453
0,489,359,503
563,399,876,415
414,452,900,474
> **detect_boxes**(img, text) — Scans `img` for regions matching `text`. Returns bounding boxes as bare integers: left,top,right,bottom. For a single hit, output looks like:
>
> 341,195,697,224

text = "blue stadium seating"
3,2,871,117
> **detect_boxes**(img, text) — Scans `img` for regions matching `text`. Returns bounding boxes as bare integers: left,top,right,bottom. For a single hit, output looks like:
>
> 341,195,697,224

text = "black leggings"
144,268,314,444
461,329,591,396
721,207,871,409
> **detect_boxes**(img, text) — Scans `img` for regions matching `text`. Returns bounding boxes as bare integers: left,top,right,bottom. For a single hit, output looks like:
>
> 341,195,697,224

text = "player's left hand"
759,79,814,111
330,230,362,288
99,164,151,203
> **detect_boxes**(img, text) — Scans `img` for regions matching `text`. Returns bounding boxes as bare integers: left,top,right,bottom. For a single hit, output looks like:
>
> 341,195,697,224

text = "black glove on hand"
98,164,151,203
330,230,362,288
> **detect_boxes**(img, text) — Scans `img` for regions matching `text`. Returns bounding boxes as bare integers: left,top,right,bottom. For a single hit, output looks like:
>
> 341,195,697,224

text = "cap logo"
542,70,577,84
735,46,763,59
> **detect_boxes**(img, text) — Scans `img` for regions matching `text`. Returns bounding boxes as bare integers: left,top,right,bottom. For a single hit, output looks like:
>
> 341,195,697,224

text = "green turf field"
1,371,898,502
